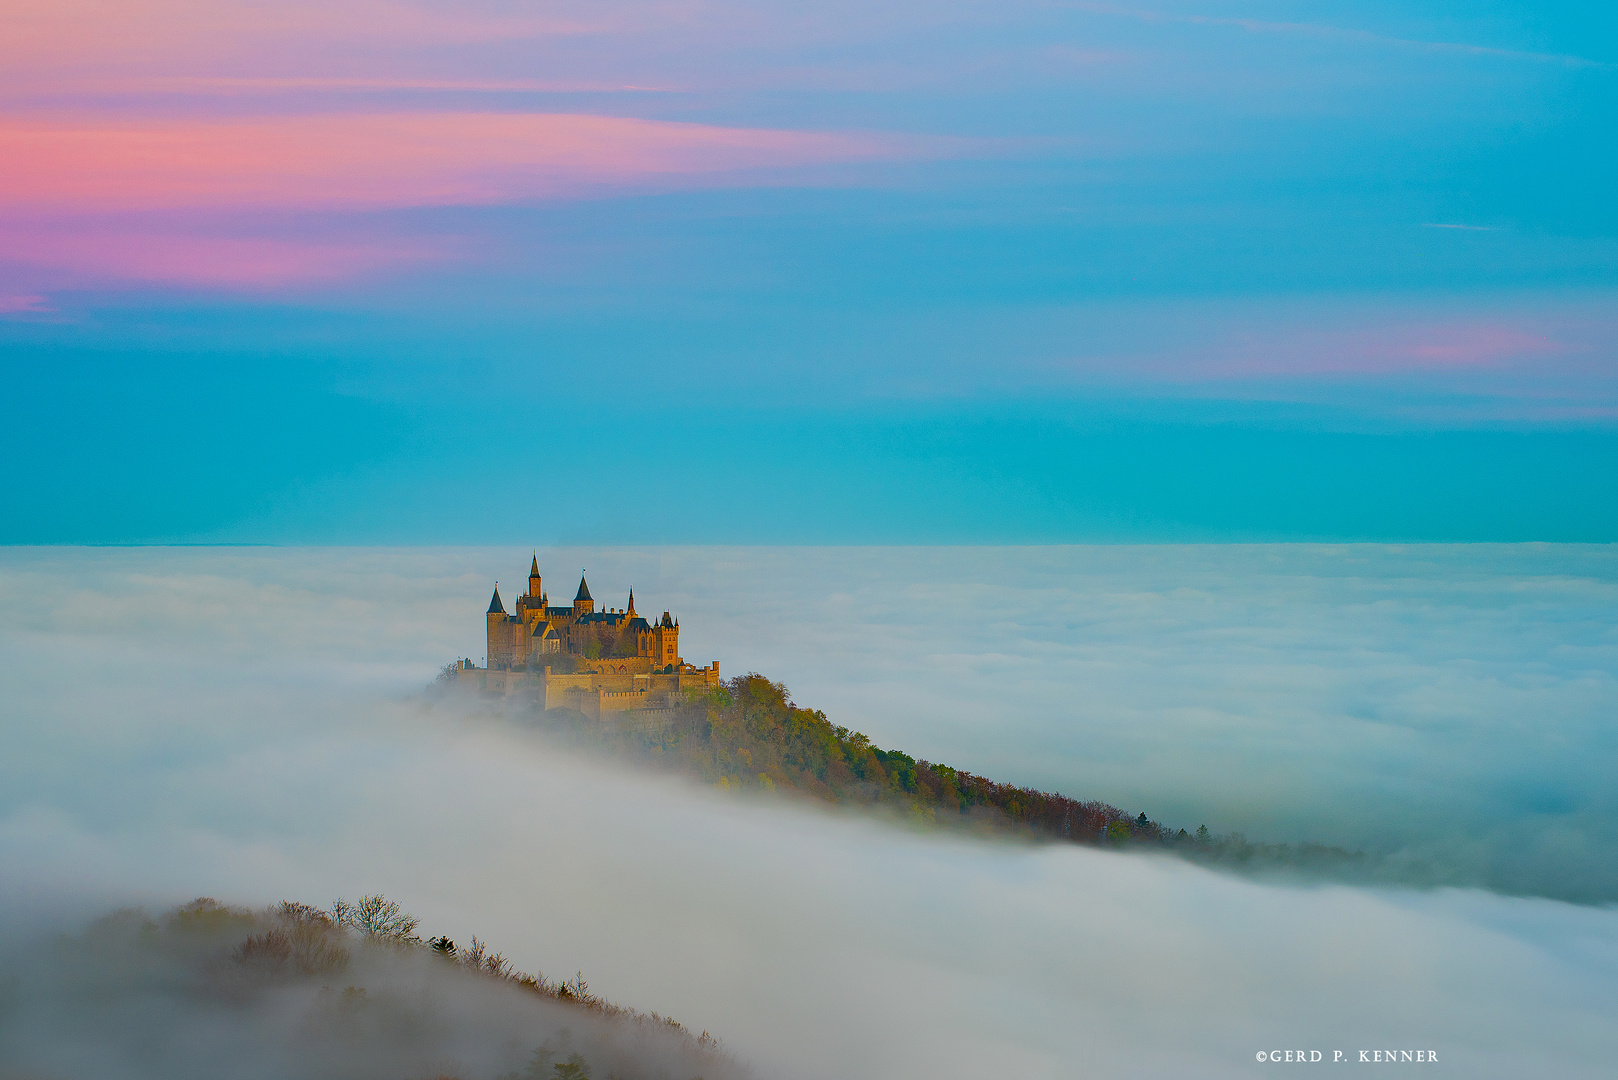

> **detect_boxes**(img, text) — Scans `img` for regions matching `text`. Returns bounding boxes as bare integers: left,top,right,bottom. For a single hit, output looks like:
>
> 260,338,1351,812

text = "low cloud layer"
623,544,1618,902
2,546,1616,1077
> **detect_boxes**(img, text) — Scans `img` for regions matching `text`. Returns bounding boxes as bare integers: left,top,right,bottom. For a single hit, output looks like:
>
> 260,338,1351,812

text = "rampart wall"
461,661,720,723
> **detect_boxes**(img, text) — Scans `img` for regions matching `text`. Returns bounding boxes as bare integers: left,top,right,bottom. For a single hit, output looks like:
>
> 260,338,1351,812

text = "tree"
332,895,420,942
610,627,638,658
553,1056,591,1080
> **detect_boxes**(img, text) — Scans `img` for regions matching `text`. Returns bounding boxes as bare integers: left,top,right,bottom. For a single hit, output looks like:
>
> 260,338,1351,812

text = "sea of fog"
1,545,1616,1078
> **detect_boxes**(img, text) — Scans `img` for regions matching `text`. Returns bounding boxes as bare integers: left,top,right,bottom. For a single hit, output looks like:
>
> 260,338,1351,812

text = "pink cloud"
0,107,922,289
2,1,602,86
0,223,451,289
0,292,51,313
0,112,906,215
1218,322,1568,377
1046,309,1591,387
104,77,685,94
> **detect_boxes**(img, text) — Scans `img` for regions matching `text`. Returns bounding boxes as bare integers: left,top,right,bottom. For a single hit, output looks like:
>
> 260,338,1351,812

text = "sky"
3,546,1617,1078
2,0,1616,543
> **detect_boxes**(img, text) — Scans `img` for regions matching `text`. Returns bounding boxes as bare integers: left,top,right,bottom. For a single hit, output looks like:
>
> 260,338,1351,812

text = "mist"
520,544,1618,901
2,546,1616,1077
4,896,742,1080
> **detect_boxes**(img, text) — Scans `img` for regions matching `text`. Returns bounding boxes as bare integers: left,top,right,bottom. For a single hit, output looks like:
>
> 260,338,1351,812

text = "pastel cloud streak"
0,113,899,213
0,224,448,290
1,0,1610,418
0,1,945,290
1,1,603,86
1214,322,1569,377
0,292,51,315
1023,298,1607,388
0,113,914,287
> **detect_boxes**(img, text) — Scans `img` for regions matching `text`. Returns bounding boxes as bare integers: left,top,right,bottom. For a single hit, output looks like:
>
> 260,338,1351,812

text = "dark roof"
660,611,675,628
531,620,554,637
627,617,651,632
487,586,505,614
530,555,540,577
575,575,592,602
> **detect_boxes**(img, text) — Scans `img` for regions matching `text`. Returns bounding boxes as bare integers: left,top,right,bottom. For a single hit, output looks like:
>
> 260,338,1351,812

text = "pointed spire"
626,588,636,617
487,584,505,614
575,573,592,602
530,553,540,577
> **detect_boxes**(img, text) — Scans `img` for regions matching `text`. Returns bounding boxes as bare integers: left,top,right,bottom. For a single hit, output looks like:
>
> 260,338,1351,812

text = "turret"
652,610,680,667
574,573,594,615
625,588,636,618
528,554,542,600
486,584,507,668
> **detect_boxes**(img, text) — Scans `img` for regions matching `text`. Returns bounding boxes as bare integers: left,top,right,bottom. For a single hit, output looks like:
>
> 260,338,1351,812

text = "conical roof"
575,574,592,602
487,585,505,614
530,554,540,577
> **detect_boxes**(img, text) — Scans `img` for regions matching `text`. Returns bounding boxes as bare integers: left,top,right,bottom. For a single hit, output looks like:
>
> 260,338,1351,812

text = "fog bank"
517,544,1618,901
2,546,1616,1077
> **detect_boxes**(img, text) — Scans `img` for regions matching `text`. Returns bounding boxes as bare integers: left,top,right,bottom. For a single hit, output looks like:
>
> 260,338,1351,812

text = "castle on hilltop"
451,556,720,721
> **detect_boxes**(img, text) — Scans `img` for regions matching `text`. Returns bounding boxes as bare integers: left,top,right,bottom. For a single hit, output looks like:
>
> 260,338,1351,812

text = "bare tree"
331,894,421,942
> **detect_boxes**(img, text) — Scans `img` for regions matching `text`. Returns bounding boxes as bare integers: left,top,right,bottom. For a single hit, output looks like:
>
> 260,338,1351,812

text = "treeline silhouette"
538,673,1382,880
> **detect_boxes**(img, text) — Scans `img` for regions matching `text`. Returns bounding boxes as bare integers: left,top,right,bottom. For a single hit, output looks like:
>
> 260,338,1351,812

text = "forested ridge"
507,673,1387,881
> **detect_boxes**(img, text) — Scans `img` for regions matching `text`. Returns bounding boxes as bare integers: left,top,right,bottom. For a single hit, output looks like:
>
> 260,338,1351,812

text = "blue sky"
1,0,1614,542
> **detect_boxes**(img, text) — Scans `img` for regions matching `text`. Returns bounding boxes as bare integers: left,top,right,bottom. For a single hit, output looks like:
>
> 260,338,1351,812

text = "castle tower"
574,573,594,615
486,584,507,667
625,588,636,618
528,554,542,600
653,610,680,667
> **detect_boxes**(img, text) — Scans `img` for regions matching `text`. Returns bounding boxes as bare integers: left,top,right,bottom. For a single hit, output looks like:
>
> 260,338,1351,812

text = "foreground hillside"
2,896,744,1080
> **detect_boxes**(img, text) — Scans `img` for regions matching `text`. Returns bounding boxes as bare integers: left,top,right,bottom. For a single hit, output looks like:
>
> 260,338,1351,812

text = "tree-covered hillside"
527,674,1390,883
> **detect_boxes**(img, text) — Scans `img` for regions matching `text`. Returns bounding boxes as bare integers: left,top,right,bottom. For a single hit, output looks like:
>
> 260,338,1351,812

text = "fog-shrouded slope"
1,895,742,1080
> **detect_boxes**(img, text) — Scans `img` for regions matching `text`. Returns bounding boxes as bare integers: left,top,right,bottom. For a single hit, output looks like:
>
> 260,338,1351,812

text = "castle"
452,556,720,720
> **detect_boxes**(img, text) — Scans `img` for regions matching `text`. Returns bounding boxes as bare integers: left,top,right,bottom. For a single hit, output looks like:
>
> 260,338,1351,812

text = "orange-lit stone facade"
459,556,720,719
